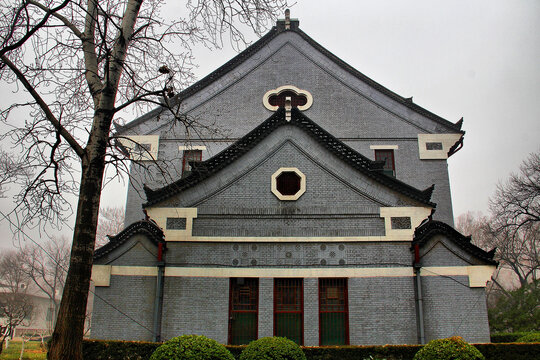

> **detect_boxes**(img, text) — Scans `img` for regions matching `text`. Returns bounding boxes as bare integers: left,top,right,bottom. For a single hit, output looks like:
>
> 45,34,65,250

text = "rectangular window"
319,278,349,345
182,150,202,177
274,278,303,345
229,278,258,345
374,149,396,177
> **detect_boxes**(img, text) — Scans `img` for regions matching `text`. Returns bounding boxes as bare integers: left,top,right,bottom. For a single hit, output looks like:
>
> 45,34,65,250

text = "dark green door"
319,278,349,345
229,278,258,345
274,278,303,345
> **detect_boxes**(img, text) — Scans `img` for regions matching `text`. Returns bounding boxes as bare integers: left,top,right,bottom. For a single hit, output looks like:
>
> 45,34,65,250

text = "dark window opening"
269,91,308,107
374,149,396,178
276,171,301,196
229,278,258,345
319,278,349,345
166,217,186,230
182,150,202,177
391,217,411,229
426,142,443,150
274,278,303,345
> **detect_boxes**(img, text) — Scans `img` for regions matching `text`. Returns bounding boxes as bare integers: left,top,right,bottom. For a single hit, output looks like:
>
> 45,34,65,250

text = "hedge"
490,332,532,343
81,339,540,360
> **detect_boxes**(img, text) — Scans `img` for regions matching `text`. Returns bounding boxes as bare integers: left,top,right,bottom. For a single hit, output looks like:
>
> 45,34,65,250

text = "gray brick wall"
163,242,412,268
258,278,273,338
303,278,319,346
421,276,490,343
160,277,229,343
92,275,156,341
348,277,418,345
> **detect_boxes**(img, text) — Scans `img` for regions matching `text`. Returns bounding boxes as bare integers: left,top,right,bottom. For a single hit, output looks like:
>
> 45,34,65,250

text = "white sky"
1,0,539,250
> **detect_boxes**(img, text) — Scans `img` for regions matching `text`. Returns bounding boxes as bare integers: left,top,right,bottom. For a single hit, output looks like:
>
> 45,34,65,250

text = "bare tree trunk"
48,113,111,360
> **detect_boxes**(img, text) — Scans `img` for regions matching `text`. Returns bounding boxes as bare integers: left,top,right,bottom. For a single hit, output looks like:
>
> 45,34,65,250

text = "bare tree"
455,211,491,250
0,251,33,355
96,206,124,248
21,237,70,332
0,1,289,358
489,151,540,287
490,151,540,234
0,148,28,197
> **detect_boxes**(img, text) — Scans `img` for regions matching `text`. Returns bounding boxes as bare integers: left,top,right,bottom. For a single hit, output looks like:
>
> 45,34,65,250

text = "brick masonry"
94,22,491,346
92,234,492,344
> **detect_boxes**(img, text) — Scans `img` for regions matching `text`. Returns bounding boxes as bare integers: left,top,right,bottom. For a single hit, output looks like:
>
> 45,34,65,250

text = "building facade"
91,14,496,345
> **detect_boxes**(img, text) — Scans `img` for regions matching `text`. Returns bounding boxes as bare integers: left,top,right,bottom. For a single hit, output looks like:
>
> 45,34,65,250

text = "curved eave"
117,25,462,135
412,220,498,265
94,220,165,260
144,108,437,208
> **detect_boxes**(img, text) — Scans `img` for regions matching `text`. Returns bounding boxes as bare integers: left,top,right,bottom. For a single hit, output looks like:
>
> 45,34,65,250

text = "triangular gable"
116,21,463,135
94,220,164,261
143,108,436,207
412,220,497,265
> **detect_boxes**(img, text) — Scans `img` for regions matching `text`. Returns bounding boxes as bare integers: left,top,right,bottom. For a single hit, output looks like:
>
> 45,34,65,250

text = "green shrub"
490,332,531,343
413,337,484,360
516,332,540,343
239,337,306,360
150,335,234,360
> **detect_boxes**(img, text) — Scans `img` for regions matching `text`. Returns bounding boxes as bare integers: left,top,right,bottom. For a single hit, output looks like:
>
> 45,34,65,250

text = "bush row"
82,339,540,360
490,332,531,343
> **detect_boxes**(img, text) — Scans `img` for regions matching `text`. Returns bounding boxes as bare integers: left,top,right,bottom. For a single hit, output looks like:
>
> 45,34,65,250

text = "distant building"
0,282,55,338
91,13,497,345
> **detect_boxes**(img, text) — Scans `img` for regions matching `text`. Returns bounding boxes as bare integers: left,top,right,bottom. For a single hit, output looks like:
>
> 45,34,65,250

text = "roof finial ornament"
285,9,291,29
285,96,292,121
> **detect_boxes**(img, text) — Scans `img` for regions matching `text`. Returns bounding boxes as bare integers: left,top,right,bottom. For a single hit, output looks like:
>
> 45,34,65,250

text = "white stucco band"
146,207,198,241
91,265,496,288
263,85,313,111
118,135,160,161
91,265,111,286
380,207,433,240
421,265,496,287
370,145,399,150
417,133,463,159
178,145,207,151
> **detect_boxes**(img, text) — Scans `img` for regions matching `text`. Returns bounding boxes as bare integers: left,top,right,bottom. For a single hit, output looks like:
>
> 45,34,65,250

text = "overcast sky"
1,0,539,250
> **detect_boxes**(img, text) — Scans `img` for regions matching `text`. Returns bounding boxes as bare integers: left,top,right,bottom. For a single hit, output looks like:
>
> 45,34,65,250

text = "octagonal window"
271,168,306,201
276,171,301,195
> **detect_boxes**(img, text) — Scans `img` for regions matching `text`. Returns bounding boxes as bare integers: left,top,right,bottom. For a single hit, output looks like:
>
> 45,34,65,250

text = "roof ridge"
94,220,164,260
143,108,437,207
412,220,498,265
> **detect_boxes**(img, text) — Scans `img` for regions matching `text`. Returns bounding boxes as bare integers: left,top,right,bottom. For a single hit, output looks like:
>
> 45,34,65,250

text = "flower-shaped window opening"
271,167,306,201
263,85,313,111
276,171,301,196
268,91,308,108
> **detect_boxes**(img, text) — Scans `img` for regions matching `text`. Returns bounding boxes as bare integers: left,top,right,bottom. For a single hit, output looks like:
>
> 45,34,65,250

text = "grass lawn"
0,341,47,360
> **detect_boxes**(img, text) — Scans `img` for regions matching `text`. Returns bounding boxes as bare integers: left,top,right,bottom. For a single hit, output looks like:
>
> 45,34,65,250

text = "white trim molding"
118,135,160,161
91,264,496,288
263,85,313,111
380,207,432,240
146,207,198,241
91,265,111,286
178,145,207,151
420,265,496,287
418,133,462,159
271,167,307,201
370,145,399,150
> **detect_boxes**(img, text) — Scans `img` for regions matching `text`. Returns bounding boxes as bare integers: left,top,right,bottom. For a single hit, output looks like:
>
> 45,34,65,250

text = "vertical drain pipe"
153,242,165,342
414,244,426,344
